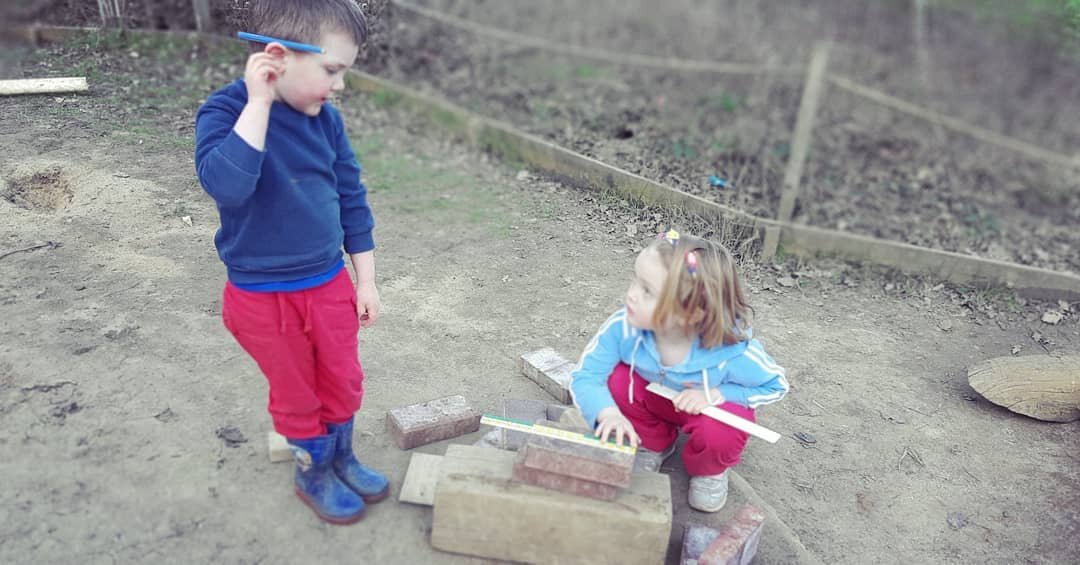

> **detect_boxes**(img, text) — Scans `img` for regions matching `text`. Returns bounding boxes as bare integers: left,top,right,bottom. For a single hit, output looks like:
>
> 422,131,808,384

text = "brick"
698,505,766,565
521,348,574,403
512,446,617,501
546,403,570,422
386,395,481,450
557,406,591,432
501,398,548,450
681,523,721,564
432,445,671,564
267,430,291,463
518,432,634,489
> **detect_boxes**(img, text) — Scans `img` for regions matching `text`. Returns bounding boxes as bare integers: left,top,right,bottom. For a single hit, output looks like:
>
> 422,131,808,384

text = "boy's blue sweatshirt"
194,79,374,285
571,308,789,427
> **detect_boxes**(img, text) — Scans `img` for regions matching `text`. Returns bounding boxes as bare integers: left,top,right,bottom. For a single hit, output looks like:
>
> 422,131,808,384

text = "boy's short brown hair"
244,0,368,52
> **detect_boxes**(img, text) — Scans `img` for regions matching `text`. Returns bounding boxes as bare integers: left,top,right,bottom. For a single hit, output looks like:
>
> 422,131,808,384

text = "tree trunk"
968,355,1080,422
193,0,212,32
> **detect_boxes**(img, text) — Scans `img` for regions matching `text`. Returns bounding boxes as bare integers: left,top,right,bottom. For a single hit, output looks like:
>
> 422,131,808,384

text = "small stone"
776,276,796,288
946,511,967,530
216,425,247,448
937,319,953,332
516,170,530,181
1041,311,1063,325
1010,345,1022,356
793,431,816,445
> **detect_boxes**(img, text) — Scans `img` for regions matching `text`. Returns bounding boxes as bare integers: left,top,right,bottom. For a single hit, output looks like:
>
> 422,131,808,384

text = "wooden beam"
762,42,830,260
0,77,88,96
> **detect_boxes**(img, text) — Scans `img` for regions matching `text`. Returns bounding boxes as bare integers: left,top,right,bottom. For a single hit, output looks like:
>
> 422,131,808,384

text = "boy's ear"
263,42,288,60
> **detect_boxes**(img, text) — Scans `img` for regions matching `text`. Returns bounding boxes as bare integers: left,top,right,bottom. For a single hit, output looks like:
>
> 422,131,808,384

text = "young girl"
570,230,788,512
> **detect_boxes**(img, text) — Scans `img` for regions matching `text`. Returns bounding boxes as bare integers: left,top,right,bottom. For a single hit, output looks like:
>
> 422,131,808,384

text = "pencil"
236,32,325,54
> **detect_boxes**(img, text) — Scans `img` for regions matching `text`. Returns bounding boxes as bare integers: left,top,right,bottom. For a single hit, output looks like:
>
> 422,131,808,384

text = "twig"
0,241,60,261
962,466,980,483
898,447,925,471
21,380,76,393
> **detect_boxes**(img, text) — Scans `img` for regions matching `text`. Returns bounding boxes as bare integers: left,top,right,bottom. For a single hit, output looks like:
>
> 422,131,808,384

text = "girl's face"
625,247,668,330
274,30,358,117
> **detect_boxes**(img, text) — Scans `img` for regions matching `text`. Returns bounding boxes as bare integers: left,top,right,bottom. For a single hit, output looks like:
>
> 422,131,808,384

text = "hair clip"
656,229,680,247
685,250,699,277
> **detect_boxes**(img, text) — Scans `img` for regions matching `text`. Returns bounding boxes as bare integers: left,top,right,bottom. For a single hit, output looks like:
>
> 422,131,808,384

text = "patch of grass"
573,64,602,79
670,138,698,160
370,89,403,108
711,92,741,113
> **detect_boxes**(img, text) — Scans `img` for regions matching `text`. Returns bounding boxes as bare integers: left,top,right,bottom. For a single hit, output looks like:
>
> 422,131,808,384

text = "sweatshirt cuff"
219,130,265,176
344,231,374,254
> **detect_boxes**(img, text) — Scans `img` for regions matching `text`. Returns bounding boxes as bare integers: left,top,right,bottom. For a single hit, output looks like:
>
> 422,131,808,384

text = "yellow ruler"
480,414,637,455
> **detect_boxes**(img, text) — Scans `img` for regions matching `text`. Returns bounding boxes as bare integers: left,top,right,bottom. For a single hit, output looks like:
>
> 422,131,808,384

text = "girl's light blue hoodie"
570,308,789,427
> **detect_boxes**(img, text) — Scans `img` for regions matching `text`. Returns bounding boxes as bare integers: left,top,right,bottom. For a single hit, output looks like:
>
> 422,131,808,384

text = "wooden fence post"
193,0,213,32
761,42,830,261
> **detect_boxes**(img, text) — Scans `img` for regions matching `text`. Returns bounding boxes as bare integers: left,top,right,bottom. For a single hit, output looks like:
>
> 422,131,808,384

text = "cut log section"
0,77,88,96
968,355,1080,422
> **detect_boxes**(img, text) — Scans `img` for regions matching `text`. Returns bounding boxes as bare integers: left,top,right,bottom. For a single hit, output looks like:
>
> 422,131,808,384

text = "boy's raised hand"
595,406,640,448
243,43,286,105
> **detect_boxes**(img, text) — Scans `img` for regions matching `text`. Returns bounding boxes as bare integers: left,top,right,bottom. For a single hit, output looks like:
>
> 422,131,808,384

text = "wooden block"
519,432,634,489
432,444,671,564
386,395,482,450
501,398,548,450
0,77,88,96
267,430,291,463
513,446,618,501
681,523,721,565
699,505,766,565
399,452,443,506
968,354,1080,422
521,348,574,403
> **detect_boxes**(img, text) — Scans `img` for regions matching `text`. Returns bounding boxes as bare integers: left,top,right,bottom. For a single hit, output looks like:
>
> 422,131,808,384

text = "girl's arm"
570,309,627,427
716,340,789,408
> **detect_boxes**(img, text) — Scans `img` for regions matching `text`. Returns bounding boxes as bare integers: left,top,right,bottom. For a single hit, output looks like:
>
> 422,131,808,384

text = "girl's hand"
673,387,724,415
243,45,285,105
595,407,640,448
355,281,380,329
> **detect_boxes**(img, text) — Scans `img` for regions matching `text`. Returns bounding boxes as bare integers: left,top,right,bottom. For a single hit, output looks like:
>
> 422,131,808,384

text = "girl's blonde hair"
649,233,750,348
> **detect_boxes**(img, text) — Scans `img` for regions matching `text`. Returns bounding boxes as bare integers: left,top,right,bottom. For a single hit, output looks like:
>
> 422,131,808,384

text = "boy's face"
274,29,359,116
625,246,667,331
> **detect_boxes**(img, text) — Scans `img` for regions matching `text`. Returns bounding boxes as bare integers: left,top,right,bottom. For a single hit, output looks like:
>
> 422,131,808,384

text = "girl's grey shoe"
633,441,677,472
689,469,729,512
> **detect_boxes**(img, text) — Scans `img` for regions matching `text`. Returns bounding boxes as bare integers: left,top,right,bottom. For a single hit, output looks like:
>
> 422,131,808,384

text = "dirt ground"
2,29,1079,565
371,0,1080,275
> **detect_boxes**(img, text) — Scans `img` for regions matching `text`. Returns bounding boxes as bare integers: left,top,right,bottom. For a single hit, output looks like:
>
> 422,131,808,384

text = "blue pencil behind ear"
236,32,324,54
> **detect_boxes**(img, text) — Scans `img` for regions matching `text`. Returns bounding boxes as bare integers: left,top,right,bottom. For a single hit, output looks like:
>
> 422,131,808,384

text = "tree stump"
968,355,1080,422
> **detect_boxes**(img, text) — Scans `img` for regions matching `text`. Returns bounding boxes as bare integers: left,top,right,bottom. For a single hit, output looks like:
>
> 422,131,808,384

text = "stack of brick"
510,421,635,501
521,348,575,403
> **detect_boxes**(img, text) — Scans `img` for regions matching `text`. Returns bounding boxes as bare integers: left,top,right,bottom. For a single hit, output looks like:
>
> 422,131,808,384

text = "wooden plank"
267,430,291,463
763,42,830,260
432,445,671,564
0,77,88,96
399,452,443,506
968,355,1080,423
645,383,781,444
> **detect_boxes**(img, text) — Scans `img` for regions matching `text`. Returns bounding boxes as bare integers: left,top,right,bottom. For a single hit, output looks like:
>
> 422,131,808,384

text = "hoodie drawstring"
628,336,642,405
303,293,312,334
276,293,287,334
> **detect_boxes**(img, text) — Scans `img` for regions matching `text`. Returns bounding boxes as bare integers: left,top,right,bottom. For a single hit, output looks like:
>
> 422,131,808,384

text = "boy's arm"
570,310,627,428
329,107,375,255
716,340,789,408
349,250,379,329
194,51,284,207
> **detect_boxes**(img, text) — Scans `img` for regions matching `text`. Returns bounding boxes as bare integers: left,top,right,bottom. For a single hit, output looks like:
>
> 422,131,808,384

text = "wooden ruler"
480,414,637,455
645,383,781,443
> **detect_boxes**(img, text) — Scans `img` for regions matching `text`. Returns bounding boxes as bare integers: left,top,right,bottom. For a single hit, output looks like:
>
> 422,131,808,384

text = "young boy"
194,0,386,525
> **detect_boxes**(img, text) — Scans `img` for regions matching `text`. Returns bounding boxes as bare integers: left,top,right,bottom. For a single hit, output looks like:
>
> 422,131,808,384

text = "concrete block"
432,445,671,564
399,452,443,506
557,405,591,432
513,446,617,501
268,430,291,463
501,398,548,450
699,505,766,565
386,395,481,450
519,433,634,489
681,523,721,564
521,348,574,403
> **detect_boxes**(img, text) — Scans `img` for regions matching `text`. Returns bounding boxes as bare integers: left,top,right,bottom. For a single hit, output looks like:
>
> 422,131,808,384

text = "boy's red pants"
222,270,363,439
607,363,754,476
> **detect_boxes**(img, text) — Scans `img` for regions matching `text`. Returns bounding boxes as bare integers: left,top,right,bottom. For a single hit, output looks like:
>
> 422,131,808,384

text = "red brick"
698,505,766,565
512,451,617,501
681,523,721,564
386,395,481,450
518,432,634,488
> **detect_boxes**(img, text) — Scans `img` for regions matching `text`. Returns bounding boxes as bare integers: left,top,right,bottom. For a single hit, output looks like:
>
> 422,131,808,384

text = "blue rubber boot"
287,434,366,524
326,418,390,502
